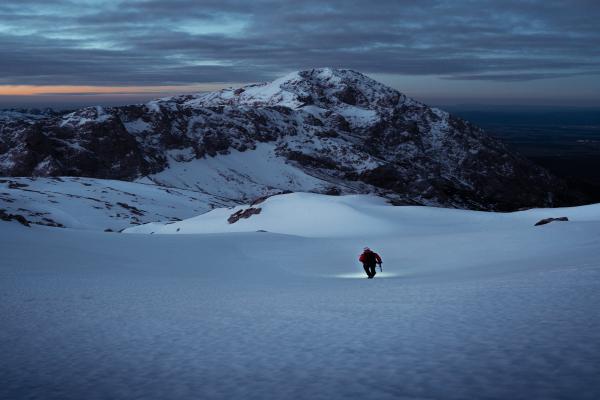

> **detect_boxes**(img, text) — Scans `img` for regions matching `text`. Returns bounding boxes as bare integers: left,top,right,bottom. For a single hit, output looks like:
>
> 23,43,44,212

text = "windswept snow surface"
2,194,600,399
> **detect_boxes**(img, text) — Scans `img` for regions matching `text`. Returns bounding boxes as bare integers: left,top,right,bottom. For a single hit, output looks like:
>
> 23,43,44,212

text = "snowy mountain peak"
0,68,587,214
186,68,408,113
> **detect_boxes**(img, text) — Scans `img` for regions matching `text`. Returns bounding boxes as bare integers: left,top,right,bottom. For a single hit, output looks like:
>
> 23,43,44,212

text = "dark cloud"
0,0,598,87
443,71,600,82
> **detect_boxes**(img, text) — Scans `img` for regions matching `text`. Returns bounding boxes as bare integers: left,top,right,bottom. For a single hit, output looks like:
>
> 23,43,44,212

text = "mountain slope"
0,177,233,230
0,68,581,210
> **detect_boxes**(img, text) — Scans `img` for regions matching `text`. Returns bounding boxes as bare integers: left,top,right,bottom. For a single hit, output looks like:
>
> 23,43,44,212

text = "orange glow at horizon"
0,84,241,96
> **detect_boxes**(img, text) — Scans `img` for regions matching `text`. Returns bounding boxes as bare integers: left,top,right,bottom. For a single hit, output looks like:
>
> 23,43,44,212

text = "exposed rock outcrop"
228,207,262,224
535,217,569,226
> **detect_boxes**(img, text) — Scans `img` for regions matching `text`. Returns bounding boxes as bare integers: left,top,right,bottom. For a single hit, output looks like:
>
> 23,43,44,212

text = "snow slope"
142,143,332,201
0,177,235,230
2,195,600,399
125,191,600,237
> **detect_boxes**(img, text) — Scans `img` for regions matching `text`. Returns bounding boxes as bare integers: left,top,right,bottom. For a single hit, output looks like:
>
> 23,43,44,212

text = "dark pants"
363,263,376,278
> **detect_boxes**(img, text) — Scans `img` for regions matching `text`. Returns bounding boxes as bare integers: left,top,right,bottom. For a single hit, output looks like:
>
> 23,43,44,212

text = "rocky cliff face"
0,68,581,210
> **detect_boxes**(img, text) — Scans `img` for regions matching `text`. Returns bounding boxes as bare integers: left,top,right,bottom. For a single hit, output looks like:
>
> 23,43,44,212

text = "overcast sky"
1,0,599,108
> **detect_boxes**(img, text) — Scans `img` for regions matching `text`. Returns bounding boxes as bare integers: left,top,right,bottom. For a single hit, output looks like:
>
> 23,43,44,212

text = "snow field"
2,193,600,399
143,143,328,201
0,177,232,230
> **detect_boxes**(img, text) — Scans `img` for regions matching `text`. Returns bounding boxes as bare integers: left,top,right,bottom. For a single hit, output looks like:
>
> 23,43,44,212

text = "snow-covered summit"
187,68,409,113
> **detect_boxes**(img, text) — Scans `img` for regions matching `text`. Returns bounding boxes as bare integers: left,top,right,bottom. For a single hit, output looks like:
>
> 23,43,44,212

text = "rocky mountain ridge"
0,68,582,210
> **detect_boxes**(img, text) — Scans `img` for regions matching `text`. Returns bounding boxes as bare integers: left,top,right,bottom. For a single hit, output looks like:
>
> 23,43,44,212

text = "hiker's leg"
363,264,371,277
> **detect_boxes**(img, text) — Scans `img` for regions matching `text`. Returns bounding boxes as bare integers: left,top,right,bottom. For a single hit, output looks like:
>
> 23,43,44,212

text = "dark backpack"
362,251,377,265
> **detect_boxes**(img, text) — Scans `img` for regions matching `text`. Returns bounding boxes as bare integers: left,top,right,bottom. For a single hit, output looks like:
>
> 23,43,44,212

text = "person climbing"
359,247,382,279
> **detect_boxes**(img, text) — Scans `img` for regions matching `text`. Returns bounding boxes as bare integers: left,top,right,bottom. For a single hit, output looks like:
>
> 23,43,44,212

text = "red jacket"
359,250,382,265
